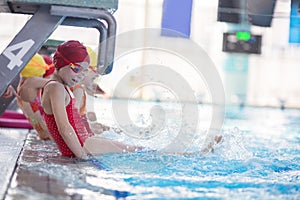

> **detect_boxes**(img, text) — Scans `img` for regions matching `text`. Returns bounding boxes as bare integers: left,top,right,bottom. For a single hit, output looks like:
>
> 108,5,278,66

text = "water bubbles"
215,127,253,160
107,28,225,155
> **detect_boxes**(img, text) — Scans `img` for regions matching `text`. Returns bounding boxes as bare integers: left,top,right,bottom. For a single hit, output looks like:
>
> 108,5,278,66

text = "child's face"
59,61,89,86
82,70,98,87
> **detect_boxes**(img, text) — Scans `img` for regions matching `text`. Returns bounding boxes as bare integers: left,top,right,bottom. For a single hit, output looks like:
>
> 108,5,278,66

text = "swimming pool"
6,100,300,199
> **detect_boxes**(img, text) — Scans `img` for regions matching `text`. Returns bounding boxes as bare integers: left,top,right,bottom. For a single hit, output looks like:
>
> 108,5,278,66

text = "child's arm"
18,77,48,102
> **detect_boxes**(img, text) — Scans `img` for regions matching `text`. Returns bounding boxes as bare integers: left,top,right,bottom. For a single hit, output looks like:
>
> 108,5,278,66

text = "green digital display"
236,32,251,41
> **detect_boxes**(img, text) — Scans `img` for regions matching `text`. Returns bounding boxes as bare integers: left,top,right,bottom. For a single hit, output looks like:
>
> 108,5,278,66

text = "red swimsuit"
42,80,94,156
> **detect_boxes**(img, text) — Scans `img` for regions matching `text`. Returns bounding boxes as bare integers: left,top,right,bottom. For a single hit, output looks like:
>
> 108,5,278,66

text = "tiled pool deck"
0,127,120,200
0,128,27,200
0,128,83,200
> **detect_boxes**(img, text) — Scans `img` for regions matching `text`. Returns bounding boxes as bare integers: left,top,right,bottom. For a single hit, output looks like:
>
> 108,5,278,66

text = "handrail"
51,5,116,74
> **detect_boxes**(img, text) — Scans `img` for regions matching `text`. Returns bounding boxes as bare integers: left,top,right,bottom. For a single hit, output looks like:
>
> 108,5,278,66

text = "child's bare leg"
83,136,143,155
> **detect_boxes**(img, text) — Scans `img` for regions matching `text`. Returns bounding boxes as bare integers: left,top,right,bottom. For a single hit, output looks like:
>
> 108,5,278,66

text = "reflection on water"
5,101,300,199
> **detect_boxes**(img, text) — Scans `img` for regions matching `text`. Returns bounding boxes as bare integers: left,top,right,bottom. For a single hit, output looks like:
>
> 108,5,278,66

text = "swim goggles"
69,62,89,74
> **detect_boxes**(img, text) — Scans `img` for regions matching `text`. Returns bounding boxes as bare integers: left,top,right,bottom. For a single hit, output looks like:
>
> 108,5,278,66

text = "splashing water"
216,127,253,160
7,104,300,200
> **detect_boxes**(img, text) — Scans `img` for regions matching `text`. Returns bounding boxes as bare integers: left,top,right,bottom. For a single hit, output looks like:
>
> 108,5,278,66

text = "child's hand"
85,83,106,96
90,122,110,134
2,85,17,98
87,111,110,134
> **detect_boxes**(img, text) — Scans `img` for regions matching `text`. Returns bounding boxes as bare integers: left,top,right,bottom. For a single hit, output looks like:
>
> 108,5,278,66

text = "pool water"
7,101,300,199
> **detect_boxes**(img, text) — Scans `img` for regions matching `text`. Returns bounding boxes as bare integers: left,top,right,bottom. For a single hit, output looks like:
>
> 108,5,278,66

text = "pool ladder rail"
0,0,118,115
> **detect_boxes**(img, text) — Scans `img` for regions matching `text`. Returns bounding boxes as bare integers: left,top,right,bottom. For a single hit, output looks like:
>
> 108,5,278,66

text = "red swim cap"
42,55,53,65
53,40,90,70
43,64,55,78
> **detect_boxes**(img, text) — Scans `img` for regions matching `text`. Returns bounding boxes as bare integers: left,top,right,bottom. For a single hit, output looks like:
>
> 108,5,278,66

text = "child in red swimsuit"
38,40,141,158
14,41,222,157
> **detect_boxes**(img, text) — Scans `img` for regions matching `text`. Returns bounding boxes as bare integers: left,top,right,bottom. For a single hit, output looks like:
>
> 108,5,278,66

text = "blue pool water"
10,101,300,199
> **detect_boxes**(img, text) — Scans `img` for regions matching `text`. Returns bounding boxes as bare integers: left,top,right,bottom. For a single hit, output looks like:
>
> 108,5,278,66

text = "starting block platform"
1,0,118,13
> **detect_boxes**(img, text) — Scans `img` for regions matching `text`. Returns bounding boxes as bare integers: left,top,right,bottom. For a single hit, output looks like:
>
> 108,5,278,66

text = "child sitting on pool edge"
40,46,110,135
21,40,142,159
18,40,223,158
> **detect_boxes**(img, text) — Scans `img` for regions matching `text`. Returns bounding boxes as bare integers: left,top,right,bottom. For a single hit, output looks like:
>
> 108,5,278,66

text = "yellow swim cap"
20,54,47,77
86,46,98,68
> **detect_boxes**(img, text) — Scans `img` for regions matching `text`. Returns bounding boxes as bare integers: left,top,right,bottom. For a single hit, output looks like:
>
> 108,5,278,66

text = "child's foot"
214,135,223,144
201,135,223,154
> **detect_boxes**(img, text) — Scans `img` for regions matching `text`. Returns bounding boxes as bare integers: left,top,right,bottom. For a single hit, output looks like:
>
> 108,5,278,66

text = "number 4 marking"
3,39,35,70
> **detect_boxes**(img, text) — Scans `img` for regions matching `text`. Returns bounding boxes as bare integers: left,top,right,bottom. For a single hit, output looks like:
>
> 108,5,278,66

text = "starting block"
0,0,118,115
6,0,118,14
